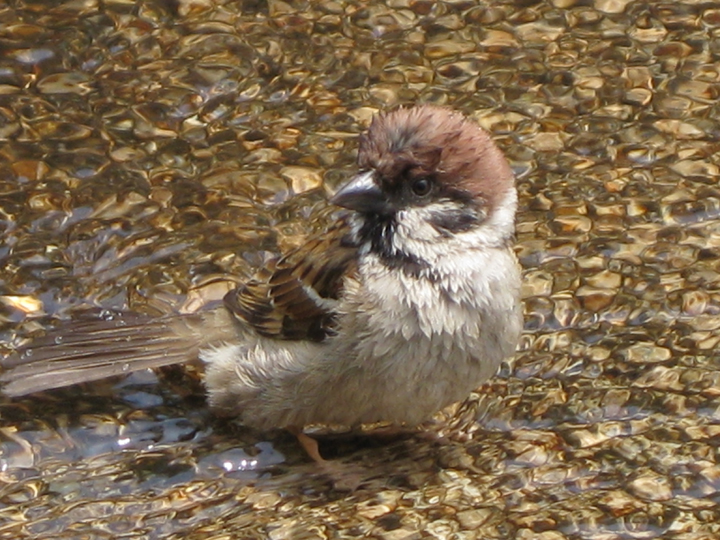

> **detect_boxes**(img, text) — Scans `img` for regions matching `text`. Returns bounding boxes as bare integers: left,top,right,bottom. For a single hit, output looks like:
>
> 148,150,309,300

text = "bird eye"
411,178,432,197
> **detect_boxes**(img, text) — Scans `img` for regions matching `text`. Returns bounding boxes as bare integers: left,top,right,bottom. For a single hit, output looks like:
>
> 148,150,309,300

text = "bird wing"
224,221,359,341
1,222,359,397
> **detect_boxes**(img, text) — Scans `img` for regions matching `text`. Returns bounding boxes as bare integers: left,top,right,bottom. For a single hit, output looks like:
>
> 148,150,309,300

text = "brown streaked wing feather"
225,222,358,341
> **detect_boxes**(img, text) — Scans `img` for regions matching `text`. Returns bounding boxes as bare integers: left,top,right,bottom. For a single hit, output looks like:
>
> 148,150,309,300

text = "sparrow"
1,104,522,462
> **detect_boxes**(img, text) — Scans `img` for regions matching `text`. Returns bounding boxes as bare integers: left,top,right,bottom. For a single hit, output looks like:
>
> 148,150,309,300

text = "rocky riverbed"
1,1,719,539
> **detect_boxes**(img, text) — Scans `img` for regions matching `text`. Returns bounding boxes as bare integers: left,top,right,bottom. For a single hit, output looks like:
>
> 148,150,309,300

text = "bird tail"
0,309,236,397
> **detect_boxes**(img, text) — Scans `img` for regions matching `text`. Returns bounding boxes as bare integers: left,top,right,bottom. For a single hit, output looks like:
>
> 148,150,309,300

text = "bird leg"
288,427,325,463
289,428,366,490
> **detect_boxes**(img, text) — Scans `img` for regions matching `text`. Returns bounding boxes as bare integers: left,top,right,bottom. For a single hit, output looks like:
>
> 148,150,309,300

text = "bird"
0,104,523,462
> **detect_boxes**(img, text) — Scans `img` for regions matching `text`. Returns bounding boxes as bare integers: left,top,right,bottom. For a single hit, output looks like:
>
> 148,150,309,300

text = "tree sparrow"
1,105,522,461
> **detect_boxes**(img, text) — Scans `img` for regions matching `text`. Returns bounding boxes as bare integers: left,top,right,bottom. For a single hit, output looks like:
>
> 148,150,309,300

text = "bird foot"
290,428,366,491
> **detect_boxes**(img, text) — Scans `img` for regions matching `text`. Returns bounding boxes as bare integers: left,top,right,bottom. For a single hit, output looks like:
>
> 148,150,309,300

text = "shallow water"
1,1,720,538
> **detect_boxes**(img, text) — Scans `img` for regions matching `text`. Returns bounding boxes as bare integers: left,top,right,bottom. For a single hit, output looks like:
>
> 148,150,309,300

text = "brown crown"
357,104,514,210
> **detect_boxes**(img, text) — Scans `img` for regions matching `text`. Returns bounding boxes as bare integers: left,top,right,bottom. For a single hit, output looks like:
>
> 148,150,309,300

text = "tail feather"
0,309,235,397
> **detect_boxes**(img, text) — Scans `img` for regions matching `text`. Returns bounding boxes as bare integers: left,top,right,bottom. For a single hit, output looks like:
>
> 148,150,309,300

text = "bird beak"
331,171,390,215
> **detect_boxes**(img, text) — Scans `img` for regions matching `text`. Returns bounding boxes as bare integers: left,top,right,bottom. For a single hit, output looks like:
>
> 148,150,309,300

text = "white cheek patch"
391,188,517,265
390,201,483,266
395,203,451,243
